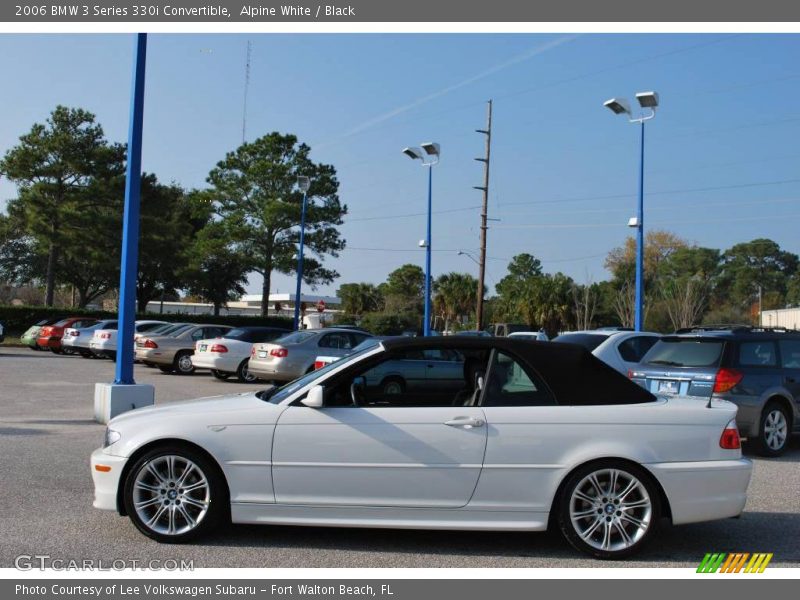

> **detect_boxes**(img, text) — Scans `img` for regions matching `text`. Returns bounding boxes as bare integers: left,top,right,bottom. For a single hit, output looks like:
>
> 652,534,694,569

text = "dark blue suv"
630,326,800,456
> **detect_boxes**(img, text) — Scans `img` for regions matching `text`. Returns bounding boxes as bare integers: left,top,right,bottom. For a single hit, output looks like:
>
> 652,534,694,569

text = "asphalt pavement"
1,346,798,568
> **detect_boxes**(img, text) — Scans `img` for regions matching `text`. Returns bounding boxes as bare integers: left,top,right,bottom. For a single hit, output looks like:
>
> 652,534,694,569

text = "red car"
37,317,99,353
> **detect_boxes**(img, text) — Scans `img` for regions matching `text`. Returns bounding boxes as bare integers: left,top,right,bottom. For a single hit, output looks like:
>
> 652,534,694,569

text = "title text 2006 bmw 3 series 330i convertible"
91,337,752,559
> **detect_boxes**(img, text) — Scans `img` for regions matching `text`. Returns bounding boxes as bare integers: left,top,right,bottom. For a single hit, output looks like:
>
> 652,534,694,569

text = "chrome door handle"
444,417,485,428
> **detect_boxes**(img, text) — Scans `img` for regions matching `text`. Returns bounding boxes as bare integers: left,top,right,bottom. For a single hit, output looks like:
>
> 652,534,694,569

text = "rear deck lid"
630,336,726,397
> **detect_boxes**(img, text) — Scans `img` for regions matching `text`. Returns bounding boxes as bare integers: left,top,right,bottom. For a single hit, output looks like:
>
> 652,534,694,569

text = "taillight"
100,332,111,339
143,339,158,349
720,419,741,450
627,369,634,379
713,368,743,394
314,360,325,370
70,331,79,337
210,344,228,353
251,347,256,358
270,347,288,358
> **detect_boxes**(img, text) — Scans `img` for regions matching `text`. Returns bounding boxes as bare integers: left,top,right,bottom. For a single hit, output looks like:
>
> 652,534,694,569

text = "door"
271,348,488,508
777,339,800,420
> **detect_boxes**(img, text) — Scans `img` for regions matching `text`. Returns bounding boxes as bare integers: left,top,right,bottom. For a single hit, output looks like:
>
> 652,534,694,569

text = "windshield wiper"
256,386,279,401
647,360,683,366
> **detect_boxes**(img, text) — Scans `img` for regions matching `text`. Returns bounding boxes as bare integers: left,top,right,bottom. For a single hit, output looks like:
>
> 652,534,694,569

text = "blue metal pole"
423,165,432,336
114,33,147,385
293,190,308,330
634,120,645,332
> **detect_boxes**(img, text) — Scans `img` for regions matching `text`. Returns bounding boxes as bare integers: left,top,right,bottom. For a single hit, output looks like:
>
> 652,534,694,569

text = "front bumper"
90,447,129,512
646,458,752,525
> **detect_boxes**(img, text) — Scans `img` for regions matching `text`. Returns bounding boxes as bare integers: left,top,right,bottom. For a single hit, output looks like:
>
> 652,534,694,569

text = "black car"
630,325,800,456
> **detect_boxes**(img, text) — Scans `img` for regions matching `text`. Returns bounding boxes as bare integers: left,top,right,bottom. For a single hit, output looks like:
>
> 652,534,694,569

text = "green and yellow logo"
697,553,773,573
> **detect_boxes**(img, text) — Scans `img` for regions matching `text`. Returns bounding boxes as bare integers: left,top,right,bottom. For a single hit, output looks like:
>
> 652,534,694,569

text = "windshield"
351,337,382,352
552,332,610,352
262,344,383,404
643,338,725,368
162,324,192,336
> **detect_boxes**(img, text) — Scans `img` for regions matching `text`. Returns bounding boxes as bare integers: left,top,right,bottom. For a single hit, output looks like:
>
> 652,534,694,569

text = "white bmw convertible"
91,337,752,559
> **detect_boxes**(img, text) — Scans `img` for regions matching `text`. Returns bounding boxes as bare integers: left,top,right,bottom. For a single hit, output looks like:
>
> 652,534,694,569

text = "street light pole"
634,119,645,332
403,143,440,336
424,163,433,337
604,91,659,332
293,176,311,331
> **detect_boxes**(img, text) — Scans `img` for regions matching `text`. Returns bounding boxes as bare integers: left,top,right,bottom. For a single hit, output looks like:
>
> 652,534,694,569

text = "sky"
1,33,799,298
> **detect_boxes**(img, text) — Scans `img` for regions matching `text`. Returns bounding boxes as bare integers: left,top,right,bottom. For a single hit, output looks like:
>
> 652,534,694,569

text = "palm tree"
434,272,480,331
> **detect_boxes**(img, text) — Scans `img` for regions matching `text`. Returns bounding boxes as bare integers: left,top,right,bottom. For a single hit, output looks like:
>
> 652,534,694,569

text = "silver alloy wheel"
177,354,194,373
241,364,256,383
569,468,652,553
764,409,788,450
132,455,210,536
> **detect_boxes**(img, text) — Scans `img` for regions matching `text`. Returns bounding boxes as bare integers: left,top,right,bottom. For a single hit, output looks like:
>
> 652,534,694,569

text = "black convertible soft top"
381,336,656,406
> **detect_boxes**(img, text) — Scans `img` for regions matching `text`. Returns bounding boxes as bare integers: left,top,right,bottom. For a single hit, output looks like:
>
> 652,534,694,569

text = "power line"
494,212,800,230
347,204,482,222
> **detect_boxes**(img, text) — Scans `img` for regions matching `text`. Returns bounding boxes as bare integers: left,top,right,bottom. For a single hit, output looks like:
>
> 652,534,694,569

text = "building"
145,293,341,318
760,307,800,329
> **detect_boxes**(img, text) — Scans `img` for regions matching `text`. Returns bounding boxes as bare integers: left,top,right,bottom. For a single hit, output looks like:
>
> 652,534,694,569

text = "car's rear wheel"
211,370,230,381
381,377,405,396
123,446,226,543
557,461,660,559
174,351,195,375
79,350,94,359
753,402,790,457
236,360,258,383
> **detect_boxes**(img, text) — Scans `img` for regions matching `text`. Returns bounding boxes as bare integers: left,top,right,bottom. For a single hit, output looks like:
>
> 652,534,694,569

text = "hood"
108,390,277,427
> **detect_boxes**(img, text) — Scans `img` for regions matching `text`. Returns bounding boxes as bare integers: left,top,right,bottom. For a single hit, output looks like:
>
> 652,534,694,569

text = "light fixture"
635,91,659,109
403,147,424,160
297,176,310,192
420,142,440,156
603,98,631,116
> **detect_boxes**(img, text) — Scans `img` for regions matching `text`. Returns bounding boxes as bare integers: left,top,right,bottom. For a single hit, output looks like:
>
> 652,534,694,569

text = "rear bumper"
191,354,241,372
646,458,752,525
90,447,128,512
37,336,61,349
134,348,174,365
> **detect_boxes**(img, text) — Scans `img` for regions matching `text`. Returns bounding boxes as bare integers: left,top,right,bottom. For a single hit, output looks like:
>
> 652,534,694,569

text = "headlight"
103,428,121,448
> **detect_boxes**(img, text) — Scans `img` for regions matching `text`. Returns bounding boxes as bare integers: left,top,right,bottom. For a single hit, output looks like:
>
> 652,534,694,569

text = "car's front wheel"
753,402,790,457
557,461,660,559
123,446,226,543
211,369,230,381
236,360,258,383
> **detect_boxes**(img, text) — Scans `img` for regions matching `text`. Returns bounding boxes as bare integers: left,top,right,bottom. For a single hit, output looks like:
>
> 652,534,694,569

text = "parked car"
485,323,528,337
90,320,167,360
21,318,62,350
192,326,291,383
552,330,661,375
135,324,232,374
37,317,99,353
132,323,192,360
92,336,751,558
508,330,550,342
0,320,4,343
630,325,800,456
63,319,118,358
454,330,493,337
314,336,387,369
248,328,372,383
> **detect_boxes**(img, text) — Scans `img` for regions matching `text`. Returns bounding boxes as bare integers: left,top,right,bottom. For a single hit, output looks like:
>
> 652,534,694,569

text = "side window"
618,336,659,363
779,340,800,369
351,333,369,346
107,322,118,330
482,351,556,407
319,333,353,349
738,341,777,367
191,328,205,341
325,346,479,408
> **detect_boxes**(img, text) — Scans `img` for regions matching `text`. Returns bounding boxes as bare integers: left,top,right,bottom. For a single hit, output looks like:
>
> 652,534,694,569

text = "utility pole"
474,100,492,331
242,40,251,143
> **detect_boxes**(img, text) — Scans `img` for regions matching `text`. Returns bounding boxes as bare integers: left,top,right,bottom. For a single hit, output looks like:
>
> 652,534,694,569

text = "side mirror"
476,375,484,391
301,385,324,408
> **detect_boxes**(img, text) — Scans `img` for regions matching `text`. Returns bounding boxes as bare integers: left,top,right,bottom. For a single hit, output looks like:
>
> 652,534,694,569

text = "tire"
50,347,63,355
211,370,231,381
79,350,94,359
122,444,227,543
108,351,117,362
752,401,791,457
174,351,195,375
158,366,174,374
236,360,258,383
62,347,76,355
381,377,405,396
557,460,661,559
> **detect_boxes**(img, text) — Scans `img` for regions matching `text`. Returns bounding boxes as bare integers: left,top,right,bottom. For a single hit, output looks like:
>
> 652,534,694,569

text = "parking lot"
1,345,798,568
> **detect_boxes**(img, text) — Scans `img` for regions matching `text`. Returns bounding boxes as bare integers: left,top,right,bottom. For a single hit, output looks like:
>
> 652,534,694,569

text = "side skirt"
230,503,550,531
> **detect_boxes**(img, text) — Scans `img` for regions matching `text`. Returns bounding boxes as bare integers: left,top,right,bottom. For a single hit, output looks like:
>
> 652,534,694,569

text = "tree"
433,272,483,331
715,239,798,310
572,281,600,331
380,264,425,314
515,272,574,336
0,106,123,306
495,253,543,298
660,276,709,330
207,132,346,316
605,229,688,284
183,220,251,316
337,283,384,316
